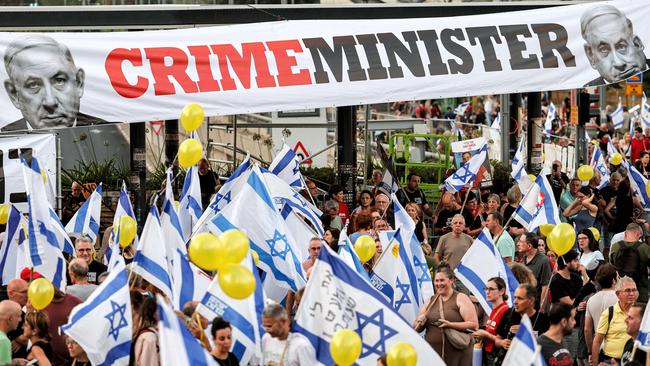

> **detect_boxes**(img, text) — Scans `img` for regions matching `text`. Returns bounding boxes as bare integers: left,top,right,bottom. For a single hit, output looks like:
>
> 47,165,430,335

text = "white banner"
0,134,56,210
0,0,647,131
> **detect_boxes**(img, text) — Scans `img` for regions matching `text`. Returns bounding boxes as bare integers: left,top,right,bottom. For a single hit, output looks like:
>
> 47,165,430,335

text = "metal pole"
164,119,179,192
500,94,511,163
130,122,147,228
56,133,62,217
299,142,337,164
364,105,371,186
232,115,238,168
337,106,357,209
527,92,543,173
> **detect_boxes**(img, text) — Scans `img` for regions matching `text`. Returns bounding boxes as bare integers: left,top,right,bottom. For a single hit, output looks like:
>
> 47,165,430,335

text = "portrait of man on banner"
451,137,493,189
581,4,649,87
2,35,109,131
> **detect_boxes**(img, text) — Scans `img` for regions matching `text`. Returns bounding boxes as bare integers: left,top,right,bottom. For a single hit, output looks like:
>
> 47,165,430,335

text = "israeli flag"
511,133,532,191
490,112,501,130
208,166,307,293
106,181,138,266
369,228,421,323
376,168,399,196
131,206,173,301
512,173,561,232
455,229,519,314
21,155,68,289
337,229,371,282
268,143,305,189
623,160,650,209
0,204,28,285
198,256,265,365
262,169,324,236
590,146,610,190
392,194,434,304
612,97,624,130
443,143,488,193
193,155,251,235
157,294,218,366
293,244,445,366
544,101,556,134
637,300,650,351
455,101,470,115
501,315,546,366
61,256,131,366
179,164,203,243
281,203,318,260
642,92,650,130
65,183,103,242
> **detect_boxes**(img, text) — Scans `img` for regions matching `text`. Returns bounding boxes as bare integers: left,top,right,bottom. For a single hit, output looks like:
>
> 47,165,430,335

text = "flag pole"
459,187,472,214
492,176,539,245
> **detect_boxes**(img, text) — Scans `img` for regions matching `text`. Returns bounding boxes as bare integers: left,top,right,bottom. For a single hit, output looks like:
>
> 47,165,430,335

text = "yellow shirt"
596,303,631,358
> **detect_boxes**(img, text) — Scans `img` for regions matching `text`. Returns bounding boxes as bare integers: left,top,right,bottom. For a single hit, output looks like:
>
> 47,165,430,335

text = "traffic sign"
293,140,312,164
627,84,643,96
570,105,578,126
627,73,643,84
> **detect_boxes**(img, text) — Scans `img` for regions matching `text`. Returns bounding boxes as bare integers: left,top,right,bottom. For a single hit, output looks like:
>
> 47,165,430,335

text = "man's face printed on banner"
582,6,647,83
4,43,84,129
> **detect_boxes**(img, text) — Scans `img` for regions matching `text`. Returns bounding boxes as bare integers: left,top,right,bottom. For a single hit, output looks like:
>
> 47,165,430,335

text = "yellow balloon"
539,224,555,237
577,165,594,182
387,342,417,366
646,180,650,199
354,235,376,264
330,329,362,366
189,233,224,271
527,174,536,182
548,222,575,256
178,138,203,168
219,229,250,265
588,227,600,242
0,203,8,225
113,215,136,248
28,278,54,311
218,263,256,300
251,250,260,266
180,103,205,132
610,153,623,166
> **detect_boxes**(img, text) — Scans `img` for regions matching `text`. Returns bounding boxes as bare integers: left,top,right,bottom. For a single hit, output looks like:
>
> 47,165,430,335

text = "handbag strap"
438,293,446,359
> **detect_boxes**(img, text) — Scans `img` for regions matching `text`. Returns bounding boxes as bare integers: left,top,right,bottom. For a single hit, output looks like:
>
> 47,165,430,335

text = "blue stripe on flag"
199,292,256,343
455,262,489,305
247,172,275,210
133,252,173,291
96,341,131,366
179,250,195,309
516,324,536,351
62,269,128,327
73,200,90,234
398,234,419,304
291,323,334,366
271,149,296,175
119,187,135,217
538,176,557,224
231,341,245,363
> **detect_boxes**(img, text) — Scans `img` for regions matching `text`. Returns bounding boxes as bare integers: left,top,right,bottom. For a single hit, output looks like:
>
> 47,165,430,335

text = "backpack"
614,242,642,283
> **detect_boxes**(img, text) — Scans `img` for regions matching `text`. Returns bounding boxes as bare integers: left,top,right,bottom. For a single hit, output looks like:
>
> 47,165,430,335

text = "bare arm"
563,200,582,217
434,252,442,263
584,315,594,358
421,221,429,243
540,285,549,313
440,293,478,331
604,197,616,221
592,333,604,365
30,345,51,366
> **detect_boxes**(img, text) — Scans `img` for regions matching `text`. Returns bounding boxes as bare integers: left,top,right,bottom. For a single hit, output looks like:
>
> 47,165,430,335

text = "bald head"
0,300,22,332
7,278,28,306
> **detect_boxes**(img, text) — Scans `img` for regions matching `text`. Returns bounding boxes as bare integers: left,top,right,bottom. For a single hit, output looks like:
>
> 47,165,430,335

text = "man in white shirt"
584,263,618,359
261,302,317,366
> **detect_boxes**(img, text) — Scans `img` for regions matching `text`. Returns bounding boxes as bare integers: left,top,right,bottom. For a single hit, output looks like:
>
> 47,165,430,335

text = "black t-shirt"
88,260,108,285
601,186,618,204
503,205,523,229
212,352,240,366
435,209,458,229
537,334,574,366
396,188,427,207
621,338,647,366
549,272,583,303
497,309,550,340
198,170,220,206
546,173,570,205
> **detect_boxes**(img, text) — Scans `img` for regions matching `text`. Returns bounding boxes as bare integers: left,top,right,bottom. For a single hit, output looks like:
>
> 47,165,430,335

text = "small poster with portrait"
451,137,493,188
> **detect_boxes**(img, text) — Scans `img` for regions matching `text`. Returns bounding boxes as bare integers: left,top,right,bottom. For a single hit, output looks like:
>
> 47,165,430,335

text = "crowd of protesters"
3,107,650,366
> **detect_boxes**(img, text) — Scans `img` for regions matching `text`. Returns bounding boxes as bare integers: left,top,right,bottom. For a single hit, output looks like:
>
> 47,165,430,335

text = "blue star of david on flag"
413,256,431,288
266,230,291,260
443,143,487,193
356,309,398,358
105,300,129,341
394,278,411,310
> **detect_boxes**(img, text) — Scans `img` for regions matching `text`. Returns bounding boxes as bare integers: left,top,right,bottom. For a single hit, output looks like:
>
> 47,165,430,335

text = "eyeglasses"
484,287,498,292
619,288,639,294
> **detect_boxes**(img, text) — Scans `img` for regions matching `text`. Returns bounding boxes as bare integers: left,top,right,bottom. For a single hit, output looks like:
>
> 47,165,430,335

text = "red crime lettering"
104,48,148,99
